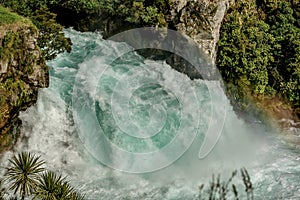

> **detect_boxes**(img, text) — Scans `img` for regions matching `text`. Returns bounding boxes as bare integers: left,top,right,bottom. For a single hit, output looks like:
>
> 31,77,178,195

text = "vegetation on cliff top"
0,0,172,59
0,6,24,25
217,0,300,118
0,2,72,60
97,0,171,27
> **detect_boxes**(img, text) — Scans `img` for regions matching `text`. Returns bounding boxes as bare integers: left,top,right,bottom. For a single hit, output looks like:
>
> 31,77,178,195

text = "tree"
217,0,300,111
0,1,72,60
217,0,274,95
34,171,65,200
31,8,72,60
4,152,45,200
3,152,84,200
98,0,170,27
34,171,84,200
264,0,300,104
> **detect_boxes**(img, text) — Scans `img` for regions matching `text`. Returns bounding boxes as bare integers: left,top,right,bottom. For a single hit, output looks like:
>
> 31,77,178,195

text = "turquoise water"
10,29,300,199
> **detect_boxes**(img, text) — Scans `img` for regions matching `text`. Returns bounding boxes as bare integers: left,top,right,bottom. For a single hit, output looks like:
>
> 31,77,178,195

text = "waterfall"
3,29,299,199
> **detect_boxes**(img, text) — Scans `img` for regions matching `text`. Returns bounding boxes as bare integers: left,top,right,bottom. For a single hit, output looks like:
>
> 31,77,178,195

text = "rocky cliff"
0,8,49,151
170,0,234,61
166,0,234,78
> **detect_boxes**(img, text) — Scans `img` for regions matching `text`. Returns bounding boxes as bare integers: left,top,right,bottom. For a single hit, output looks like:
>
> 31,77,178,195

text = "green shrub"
98,0,170,27
31,8,72,60
217,0,300,107
2,152,83,200
0,6,29,25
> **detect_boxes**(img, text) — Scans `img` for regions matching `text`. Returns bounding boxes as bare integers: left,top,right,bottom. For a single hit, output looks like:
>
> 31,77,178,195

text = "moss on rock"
0,7,48,151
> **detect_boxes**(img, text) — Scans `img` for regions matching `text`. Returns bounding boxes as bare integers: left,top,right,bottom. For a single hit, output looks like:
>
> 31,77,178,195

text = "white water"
3,29,300,199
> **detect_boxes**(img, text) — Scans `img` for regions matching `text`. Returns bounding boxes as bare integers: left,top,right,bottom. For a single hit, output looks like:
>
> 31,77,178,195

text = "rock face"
169,0,234,62
165,0,234,78
0,21,49,150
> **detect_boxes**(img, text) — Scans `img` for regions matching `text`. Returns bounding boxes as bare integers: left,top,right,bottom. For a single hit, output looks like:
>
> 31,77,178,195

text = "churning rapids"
3,29,300,199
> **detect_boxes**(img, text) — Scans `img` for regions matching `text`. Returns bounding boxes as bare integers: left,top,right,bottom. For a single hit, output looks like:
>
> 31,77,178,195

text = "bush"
31,8,72,60
2,152,83,200
98,0,170,27
217,0,300,108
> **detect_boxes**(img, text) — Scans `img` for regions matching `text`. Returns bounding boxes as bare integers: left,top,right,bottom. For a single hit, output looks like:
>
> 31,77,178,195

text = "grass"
0,6,30,26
